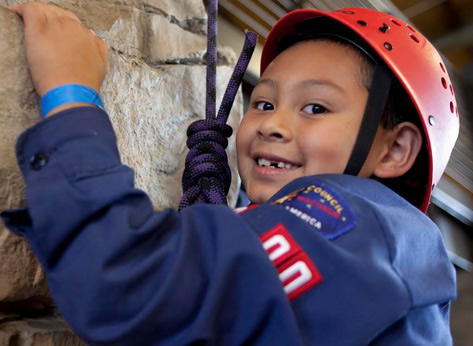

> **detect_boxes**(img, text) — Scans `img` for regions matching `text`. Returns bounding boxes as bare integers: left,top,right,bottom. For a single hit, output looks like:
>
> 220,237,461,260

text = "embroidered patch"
272,183,356,240
260,224,323,301
278,252,323,301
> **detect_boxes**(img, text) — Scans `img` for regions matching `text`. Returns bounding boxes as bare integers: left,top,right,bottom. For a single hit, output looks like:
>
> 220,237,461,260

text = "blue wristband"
40,84,104,118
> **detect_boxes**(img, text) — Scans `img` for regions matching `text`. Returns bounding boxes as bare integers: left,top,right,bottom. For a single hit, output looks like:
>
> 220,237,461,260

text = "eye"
302,103,328,115
254,101,274,111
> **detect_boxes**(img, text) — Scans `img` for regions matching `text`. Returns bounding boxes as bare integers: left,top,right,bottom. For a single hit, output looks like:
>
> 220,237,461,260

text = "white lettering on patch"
263,234,290,262
279,261,313,295
285,206,322,229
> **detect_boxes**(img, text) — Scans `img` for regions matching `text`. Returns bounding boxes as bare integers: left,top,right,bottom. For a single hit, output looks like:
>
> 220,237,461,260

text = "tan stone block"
145,13,207,64
0,315,84,345
102,8,212,63
105,8,146,59
105,11,235,65
143,0,206,22
0,232,52,304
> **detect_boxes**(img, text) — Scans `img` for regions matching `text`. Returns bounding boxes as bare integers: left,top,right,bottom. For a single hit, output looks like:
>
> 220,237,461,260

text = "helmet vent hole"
384,42,393,51
450,85,454,95
357,20,367,26
450,102,454,113
337,10,355,14
379,23,390,33
441,77,447,89
391,19,401,26
410,34,419,43
407,24,416,32
432,184,435,191
440,62,446,72
428,115,435,126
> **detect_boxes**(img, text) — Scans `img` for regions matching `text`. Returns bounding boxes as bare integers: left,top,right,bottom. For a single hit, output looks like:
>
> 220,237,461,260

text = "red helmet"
261,8,460,212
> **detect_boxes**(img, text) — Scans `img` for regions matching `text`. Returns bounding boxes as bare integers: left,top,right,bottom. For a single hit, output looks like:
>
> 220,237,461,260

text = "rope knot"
178,8,257,210
179,119,233,210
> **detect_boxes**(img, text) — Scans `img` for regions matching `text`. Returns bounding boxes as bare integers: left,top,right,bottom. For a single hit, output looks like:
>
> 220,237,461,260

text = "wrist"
44,103,98,118
40,84,104,119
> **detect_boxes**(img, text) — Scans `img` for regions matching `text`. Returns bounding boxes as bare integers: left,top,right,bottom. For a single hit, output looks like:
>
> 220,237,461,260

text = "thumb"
8,5,22,15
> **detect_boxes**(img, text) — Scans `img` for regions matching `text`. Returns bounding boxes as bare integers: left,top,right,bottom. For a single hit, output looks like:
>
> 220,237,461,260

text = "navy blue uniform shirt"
2,107,456,345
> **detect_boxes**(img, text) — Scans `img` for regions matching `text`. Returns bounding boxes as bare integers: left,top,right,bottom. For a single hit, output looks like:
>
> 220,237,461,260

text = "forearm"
3,107,171,342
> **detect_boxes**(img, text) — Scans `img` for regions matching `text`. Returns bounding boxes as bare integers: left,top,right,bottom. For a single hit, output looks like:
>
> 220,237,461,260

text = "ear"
373,122,422,179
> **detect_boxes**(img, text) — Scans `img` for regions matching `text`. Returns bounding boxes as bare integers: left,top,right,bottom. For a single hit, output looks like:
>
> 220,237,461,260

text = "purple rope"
179,0,257,210
217,31,258,124
206,0,217,120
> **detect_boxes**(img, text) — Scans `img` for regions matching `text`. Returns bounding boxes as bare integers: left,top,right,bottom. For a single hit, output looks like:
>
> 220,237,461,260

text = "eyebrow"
297,79,345,93
254,78,277,90
255,78,344,94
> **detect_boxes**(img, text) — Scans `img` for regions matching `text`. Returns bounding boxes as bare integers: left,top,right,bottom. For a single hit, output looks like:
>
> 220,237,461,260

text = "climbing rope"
179,0,257,210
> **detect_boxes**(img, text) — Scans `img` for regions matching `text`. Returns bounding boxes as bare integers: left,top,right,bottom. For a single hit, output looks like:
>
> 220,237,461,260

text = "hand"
9,2,108,98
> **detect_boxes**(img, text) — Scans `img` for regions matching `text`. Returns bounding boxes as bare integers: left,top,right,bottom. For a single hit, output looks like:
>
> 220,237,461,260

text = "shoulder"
235,175,455,343
268,174,422,217
265,174,443,241
264,174,456,306
262,174,423,240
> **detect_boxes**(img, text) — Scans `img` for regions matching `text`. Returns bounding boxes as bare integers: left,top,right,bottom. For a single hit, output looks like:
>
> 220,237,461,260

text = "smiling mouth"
256,158,300,170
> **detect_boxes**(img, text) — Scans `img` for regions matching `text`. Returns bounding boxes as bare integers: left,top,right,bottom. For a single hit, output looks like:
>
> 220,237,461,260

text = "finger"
9,2,50,31
8,4,24,16
13,2,80,27
8,5,20,13
9,1,47,17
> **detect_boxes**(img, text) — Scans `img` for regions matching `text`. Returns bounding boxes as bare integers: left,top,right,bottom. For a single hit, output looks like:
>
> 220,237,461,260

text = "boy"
2,2,459,345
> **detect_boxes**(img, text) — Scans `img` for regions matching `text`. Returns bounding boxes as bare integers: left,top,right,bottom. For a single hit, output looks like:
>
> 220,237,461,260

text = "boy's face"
237,40,385,203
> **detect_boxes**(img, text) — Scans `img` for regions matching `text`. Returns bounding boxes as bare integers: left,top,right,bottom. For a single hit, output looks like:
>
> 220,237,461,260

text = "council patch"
272,183,357,240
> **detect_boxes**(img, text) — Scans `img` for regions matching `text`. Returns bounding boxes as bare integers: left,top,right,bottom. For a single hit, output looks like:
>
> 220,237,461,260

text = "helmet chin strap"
288,17,393,176
343,65,392,176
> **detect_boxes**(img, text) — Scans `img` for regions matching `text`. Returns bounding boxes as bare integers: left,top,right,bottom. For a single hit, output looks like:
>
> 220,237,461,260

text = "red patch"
260,224,300,267
234,204,259,215
260,224,323,301
277,252,323,301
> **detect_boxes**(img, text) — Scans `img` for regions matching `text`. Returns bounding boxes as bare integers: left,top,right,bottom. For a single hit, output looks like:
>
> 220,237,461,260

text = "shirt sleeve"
370,303,453,345
1,108,303,345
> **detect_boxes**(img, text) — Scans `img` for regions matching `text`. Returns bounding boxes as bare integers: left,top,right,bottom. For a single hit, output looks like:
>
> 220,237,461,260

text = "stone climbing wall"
0,1,243,343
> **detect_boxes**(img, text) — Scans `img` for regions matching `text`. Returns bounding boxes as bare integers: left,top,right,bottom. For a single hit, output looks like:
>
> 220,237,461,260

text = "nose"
258,109,293,142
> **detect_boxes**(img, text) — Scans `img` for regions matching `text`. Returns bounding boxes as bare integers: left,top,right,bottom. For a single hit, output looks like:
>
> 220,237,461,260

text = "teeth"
258,158,271,167
257,158,298,169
